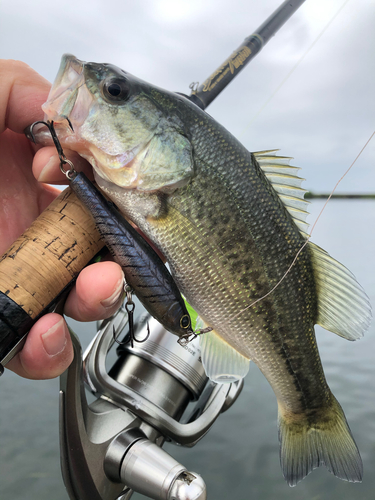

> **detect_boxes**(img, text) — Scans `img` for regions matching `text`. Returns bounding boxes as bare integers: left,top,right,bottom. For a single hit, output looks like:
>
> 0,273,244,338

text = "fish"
34,54,372,487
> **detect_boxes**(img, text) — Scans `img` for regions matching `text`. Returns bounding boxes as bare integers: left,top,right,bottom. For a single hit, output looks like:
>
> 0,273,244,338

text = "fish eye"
103,78,130,102
107,83,121,96
180,315,191,329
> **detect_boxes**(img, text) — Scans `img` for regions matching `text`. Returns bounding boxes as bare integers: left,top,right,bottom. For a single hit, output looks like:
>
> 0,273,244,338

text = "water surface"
1,201,374,500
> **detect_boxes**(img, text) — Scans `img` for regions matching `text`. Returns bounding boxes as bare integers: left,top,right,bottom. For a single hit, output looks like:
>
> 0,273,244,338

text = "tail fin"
278,396,363,486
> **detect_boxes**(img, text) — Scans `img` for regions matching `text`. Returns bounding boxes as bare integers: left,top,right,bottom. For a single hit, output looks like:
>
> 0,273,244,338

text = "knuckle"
0,58,32,73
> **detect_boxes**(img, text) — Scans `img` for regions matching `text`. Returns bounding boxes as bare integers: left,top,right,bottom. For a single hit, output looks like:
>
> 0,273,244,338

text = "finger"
6,313,73,379
64,261,125,322
0,59,50,134
37,182,64,213
32,146,94,184
0,132,64,254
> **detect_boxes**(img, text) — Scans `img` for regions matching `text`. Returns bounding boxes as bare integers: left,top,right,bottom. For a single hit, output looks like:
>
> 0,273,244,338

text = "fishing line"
231,129,375,321
238,0,351,138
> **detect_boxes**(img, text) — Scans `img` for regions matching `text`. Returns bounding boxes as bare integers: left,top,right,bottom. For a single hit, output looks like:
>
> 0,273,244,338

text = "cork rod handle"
0,187,104,368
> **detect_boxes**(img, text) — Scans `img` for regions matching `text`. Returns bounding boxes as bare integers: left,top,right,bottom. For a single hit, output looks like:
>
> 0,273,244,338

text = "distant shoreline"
305,193,375,199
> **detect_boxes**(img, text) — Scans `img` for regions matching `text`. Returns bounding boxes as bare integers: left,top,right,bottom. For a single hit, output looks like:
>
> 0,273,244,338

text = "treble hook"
113,283,150,348
28,119,77,180
112,315,151,348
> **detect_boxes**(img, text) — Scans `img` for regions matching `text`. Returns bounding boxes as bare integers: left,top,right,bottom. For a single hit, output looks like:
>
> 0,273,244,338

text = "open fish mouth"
42,54,92,129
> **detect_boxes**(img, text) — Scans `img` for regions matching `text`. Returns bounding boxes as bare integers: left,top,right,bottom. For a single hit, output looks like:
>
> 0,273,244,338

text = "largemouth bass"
35,54,371,486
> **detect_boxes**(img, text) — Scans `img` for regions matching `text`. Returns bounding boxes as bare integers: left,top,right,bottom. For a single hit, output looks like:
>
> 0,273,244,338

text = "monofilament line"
231,130,375,320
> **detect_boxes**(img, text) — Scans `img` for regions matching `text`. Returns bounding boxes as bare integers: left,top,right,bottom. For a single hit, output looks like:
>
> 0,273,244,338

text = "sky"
1,0,374,197
0,3,374,499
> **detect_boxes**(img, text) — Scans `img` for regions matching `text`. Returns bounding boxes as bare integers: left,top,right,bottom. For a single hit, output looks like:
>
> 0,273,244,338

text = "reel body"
61,306,243,500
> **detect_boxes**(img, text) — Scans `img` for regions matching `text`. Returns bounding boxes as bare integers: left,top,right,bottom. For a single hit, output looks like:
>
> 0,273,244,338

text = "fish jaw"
28,54,93,158
42,54,89,127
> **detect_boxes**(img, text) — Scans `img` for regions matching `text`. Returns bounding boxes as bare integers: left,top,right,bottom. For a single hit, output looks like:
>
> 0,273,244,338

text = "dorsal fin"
253,150,310,232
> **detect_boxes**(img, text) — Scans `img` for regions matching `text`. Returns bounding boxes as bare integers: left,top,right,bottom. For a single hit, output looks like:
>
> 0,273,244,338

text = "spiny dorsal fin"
308,242,372,340
253,150,310,232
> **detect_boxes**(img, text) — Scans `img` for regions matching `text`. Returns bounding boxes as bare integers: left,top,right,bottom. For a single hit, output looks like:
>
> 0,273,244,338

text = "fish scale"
95,102,362,484
34,54,371,487
117,143,323,413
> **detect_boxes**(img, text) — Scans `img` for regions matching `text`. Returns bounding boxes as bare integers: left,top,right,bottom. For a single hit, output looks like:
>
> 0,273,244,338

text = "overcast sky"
1,0,374,196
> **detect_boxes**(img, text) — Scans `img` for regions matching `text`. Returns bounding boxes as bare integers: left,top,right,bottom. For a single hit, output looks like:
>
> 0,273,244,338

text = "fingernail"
101,276,125,308
41,318,68,356
37,156,58,182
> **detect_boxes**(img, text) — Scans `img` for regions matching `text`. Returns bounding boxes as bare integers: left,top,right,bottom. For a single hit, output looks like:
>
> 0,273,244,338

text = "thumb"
6,313,73,379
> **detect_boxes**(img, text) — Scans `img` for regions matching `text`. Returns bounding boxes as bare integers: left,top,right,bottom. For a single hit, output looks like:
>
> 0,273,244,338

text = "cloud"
1,0,373,193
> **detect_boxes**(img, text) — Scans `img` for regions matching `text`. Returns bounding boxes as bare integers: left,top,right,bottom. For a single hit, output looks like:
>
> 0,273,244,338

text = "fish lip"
28,55,90,146
62,54,85,74
42,54,86,123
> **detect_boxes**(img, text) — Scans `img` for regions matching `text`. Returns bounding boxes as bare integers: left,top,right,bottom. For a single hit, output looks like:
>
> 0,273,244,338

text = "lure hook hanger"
178,325,213,347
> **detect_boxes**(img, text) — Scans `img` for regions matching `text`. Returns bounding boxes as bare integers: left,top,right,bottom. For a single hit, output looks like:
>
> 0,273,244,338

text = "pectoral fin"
199,325,250,383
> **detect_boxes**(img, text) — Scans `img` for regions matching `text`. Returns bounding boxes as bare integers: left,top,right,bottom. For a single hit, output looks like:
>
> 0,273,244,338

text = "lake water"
1,200,374,500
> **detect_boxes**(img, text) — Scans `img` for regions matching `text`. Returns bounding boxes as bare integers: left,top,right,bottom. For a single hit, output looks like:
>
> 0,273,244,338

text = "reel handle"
0,187,104,370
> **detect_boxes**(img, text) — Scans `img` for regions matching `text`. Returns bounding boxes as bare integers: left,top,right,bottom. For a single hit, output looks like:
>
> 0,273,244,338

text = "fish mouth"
27,54,94,149
41,54,93,132
27,54,179,192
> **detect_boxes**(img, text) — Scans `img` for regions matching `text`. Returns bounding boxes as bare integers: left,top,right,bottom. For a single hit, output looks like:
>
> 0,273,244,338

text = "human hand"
0,59,124,379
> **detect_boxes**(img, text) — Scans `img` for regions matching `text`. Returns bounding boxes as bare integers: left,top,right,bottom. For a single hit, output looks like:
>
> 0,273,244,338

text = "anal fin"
309,242,372,340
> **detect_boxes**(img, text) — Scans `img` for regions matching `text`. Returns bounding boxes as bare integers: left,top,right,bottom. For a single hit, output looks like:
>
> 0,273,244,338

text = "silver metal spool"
115,313,207,400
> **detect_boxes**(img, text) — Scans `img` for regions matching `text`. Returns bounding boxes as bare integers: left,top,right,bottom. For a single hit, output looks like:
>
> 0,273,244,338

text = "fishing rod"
0,0,306,371
188,0,306,110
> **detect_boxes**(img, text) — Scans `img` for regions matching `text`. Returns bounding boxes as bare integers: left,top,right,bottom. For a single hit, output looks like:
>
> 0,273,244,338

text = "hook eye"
180,314,191,329
177,331,197,347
